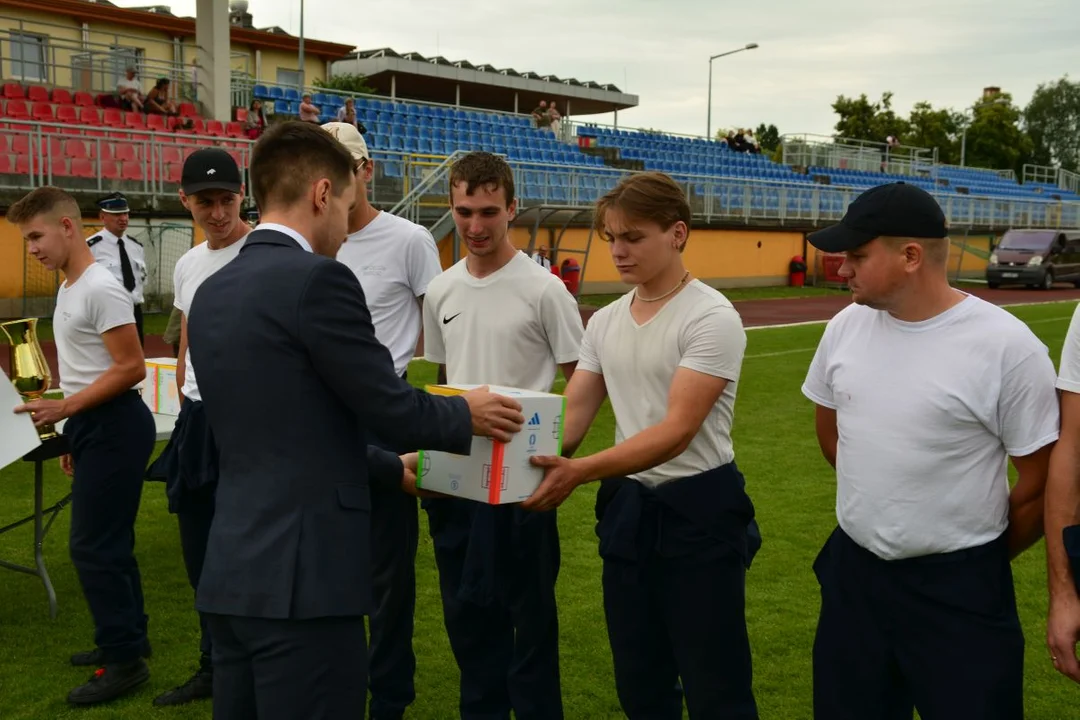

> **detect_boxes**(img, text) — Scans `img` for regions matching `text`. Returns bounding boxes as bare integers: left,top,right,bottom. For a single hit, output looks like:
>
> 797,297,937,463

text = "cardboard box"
417,384,565,504
143,357,181,416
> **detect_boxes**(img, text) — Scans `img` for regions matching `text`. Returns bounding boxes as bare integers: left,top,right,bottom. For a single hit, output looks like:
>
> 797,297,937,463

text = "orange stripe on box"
489,441,505,504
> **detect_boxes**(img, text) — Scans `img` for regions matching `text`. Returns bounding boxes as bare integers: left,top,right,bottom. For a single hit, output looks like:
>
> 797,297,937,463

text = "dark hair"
249,120,355,212
594,172,692,250
448,151,515,206
8,186,82,226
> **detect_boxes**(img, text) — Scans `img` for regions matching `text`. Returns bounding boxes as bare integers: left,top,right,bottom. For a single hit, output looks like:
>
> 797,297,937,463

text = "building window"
10,32,46,82
276,68,301,89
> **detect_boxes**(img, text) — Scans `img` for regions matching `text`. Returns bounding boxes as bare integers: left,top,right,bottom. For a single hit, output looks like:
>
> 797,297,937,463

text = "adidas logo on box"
417,384,566,504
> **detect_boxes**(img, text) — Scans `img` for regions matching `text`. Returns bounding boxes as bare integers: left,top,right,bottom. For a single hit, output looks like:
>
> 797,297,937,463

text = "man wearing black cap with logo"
801,182,1060,719
87,192,148,345
146,147,248,707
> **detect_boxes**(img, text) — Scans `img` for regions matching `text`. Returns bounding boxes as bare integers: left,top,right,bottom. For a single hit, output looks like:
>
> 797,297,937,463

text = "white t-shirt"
577,281,746,487
335,212,441,376
1056,302,1080,393
53,263,137,397
802,295,1060,560
117,78,140,94
423,250,583,392
173,234,249,402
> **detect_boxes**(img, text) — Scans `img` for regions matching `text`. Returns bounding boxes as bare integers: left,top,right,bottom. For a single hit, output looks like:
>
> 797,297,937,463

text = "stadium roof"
333,47,639,116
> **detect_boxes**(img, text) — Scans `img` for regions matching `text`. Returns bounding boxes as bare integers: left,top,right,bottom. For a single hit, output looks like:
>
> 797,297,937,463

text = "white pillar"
455,84,461,107
390,74,396,100
195,0,231,122
614,108,618,127
514,92,519,113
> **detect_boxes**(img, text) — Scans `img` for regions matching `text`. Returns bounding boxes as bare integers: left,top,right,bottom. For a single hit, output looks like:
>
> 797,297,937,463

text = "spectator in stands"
531,100,550,129
548,101,562,135
245,99,266,140
117,67,143,112
336,97,359,127
146,78,178,116
299,93,320,123
744,129,760,154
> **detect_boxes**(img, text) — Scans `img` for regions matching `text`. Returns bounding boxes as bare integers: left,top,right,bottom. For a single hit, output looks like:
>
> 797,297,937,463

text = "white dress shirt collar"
254,223,314,254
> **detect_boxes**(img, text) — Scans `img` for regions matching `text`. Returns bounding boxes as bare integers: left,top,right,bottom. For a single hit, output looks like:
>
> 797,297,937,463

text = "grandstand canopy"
332,48,638,117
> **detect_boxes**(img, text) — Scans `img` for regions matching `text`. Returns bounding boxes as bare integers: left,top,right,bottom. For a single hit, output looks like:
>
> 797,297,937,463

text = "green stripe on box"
416,450,425,489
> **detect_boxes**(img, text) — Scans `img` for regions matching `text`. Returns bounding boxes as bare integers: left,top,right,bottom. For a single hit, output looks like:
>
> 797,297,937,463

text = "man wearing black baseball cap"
146,147,249,707
801,182,1060,719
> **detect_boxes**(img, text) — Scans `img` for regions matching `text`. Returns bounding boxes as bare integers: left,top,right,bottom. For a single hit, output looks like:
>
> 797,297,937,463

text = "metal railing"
1024,164,1080,196
781,133,938,177
1,121,1077,235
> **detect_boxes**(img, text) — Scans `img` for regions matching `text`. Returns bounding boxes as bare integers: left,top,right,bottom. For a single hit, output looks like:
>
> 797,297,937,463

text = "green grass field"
2,300,1080,718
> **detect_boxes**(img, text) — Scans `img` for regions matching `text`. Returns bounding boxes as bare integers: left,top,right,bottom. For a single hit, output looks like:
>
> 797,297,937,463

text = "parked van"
986,229,1080,289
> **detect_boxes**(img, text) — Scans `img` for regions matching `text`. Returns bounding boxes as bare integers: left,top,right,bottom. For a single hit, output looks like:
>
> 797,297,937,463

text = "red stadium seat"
71,158,94,178
160,146,182,164
3,83,25,99
121,160,144,181
6,100,30,119
125,113,147,130
64,139,88,159
179,102,198,117
0,154,13,173
79,106,102,125
206,120,225,137
52,88,73,105
32,102,54,122
114,143,138,162
56,104,79,124
164,162,183,183
102,108,125,127
12,135,32,155
73,91,95,107
146,114,168,132
15,154,38,175
100,160,120,179
0,134,10,153
27,85,49,103
225,121,245,138
50,158,70,178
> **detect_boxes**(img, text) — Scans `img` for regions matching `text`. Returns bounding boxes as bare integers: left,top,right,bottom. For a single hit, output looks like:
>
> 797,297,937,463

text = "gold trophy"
1,317,58,440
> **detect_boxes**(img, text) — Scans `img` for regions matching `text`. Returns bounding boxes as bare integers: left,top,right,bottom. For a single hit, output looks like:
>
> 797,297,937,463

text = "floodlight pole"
707,43,759,141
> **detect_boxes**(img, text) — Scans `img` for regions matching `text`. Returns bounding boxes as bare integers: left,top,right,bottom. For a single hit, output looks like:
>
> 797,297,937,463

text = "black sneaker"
67,659,150,705
152,668,213,706
70,641,152,667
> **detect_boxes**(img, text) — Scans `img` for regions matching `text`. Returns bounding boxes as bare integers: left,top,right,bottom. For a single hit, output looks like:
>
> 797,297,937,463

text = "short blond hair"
882,235,950,265
7,186,83,228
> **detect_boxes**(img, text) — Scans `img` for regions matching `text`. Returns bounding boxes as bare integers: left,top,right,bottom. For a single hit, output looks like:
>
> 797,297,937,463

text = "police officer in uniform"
87,192,148,345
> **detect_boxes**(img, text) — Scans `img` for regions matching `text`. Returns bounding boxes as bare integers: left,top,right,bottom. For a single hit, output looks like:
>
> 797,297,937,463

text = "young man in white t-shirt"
1046,303,1080,684
523,172,760,719
422,152,584,719
322,121,443,719
144,148,249,708
800,182,1059,719
11,187,155,706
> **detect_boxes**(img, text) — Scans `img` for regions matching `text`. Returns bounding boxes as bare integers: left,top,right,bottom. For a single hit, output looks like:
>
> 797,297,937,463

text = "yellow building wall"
256,49,326,87
438,227,809,288
0,10,81,87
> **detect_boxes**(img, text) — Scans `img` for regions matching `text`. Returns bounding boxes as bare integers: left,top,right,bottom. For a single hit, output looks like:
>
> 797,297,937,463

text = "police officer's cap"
97,192,130,214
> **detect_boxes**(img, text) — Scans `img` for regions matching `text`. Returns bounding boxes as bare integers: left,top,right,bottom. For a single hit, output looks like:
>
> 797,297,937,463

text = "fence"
14,220,193,318
781,133,937,176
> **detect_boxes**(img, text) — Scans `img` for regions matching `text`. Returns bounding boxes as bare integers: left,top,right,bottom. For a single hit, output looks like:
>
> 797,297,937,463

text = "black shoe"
152,668,213,706
70,641,152,667
67,659,150,705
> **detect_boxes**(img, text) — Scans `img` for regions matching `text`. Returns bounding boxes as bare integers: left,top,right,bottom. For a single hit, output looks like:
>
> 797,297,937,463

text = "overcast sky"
120,0,1077,139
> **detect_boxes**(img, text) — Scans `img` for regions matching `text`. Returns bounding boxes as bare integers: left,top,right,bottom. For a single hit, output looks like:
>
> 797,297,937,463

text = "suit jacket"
188,228,473,620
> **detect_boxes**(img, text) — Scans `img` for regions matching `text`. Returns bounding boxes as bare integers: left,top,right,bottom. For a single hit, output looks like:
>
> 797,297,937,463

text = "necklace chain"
635,271,690,303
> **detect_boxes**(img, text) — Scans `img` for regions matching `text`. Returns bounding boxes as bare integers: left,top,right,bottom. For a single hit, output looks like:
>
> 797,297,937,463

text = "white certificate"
0,378,42,471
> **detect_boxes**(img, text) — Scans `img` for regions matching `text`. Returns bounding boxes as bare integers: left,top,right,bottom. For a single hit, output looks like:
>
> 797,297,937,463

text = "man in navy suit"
187,120,526,720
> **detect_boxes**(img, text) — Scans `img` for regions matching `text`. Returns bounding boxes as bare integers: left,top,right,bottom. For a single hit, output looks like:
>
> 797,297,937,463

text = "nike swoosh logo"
442,313,461,324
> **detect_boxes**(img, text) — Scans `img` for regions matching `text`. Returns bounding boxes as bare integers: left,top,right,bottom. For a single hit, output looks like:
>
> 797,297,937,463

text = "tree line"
828,75,1079,174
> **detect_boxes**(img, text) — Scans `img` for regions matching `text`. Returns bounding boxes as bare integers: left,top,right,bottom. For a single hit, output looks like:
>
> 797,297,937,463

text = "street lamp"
959,96,1007,167
707,43,759,141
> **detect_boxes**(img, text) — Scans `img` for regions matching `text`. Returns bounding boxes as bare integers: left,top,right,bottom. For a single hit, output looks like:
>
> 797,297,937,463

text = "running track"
5,286,1080,388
